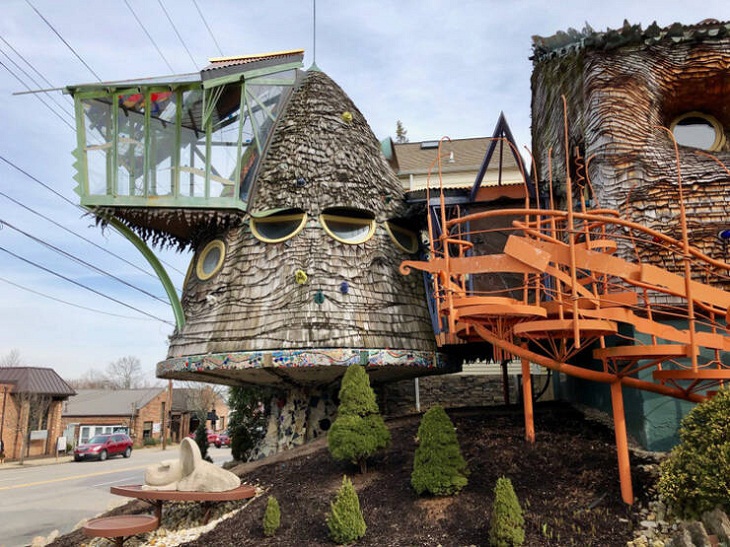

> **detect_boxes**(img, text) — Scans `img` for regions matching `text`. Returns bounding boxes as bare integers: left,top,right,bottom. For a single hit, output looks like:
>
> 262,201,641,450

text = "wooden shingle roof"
0,367,75,397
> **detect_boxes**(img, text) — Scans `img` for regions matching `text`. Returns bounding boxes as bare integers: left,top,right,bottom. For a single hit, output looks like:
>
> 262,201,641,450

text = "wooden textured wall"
532,23,730,276
167,71,435,359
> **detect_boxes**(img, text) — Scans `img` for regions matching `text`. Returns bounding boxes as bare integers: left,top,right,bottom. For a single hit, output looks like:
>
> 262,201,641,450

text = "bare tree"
106,356,146,389
182,381,226,421
0,349,23,367
67,368,113,389
8,391,53,465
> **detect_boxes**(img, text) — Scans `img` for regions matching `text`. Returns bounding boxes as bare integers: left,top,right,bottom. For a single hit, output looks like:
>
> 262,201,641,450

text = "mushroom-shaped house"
66,50,447,454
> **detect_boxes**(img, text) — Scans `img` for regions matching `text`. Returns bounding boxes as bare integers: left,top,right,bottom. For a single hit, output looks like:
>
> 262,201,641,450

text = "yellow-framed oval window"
250,208,307,243
196,239,226,281
320,208,376,244
385,220,419,253
670,111,726,151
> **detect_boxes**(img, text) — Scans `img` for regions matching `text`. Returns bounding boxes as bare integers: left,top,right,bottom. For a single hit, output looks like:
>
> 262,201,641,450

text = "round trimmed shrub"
411,405,468,496
327,475,366,544
263,495,280,537
489,476,525,546
657,388,730,518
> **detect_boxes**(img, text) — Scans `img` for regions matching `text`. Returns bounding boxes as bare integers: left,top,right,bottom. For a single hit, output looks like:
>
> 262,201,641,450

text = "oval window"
670,112,725,151
385,220,419,253
320,208,376,244
196,239,226,281
250,208,307,243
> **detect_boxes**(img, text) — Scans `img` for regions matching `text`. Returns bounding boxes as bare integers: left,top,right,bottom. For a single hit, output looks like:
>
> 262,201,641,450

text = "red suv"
74,433,133,461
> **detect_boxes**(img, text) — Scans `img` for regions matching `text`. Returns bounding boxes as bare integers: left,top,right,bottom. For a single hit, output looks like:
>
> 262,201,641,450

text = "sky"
0,0,727,384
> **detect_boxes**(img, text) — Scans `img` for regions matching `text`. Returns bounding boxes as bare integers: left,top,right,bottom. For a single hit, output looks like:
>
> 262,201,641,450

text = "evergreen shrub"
489,476,525,547
326,475,366,544
328,365,390,473
657,388,730,518
411,405,468,496
263,495,281,537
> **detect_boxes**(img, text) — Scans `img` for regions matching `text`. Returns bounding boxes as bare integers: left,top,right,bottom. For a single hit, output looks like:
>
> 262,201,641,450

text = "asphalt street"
0,445,232,547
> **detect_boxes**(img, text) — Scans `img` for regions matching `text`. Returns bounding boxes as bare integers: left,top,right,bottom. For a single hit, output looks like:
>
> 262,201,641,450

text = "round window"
670,112,725,151
196,240,226,281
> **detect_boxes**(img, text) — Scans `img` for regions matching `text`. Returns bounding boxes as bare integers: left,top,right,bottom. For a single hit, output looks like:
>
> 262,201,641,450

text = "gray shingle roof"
63,388,164,416
0,367,75,397
392,137,517,176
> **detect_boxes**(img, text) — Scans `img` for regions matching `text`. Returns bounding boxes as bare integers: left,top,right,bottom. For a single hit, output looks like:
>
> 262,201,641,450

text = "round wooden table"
83,514,159,546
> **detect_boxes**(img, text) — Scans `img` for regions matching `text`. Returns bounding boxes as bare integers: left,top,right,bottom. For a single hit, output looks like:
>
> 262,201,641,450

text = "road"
0,445,232,547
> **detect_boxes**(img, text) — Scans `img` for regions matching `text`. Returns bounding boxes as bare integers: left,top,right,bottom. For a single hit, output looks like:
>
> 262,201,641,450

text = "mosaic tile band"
158,348,445,375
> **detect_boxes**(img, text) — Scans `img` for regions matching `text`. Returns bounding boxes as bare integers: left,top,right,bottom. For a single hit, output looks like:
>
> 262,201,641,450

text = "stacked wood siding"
165,71,437,379
531,21,730,278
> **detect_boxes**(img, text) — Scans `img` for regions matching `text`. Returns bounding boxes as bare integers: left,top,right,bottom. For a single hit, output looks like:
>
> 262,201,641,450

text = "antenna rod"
312,0,317,67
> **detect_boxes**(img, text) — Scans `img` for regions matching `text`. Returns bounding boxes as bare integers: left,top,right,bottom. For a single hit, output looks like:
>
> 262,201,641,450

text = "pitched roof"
391,137,517,176
63,388,164,416
0,367,75,397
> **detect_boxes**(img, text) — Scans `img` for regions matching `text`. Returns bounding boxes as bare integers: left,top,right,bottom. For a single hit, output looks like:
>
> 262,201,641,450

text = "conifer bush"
657,388,730,518
411,405,468,496
328,365,390,473
263,495,281,537
489,476,525,547
326,475,366,544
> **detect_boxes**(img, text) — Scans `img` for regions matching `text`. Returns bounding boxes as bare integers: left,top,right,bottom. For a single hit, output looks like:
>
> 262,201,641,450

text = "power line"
0,58,75,132
157,0,199,71
26,0,102,82
0,34,73,103
0,153,187,278
123,0,176,73
0,190,162,283
0,39,74,119
0,275,162,322
191,0,224,57
1,218,170,305
0,244,174,326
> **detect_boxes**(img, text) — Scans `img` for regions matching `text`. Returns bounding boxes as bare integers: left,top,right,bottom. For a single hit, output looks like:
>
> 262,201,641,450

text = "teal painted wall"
552,319,707,452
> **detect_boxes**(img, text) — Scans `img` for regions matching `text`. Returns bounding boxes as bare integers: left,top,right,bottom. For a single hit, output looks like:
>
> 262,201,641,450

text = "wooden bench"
110,483,257,524
83,514,158,546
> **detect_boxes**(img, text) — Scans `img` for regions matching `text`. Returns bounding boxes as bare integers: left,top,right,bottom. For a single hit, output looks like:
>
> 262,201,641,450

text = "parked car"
74,433,133,461
187,429,219,446
214,432,230,448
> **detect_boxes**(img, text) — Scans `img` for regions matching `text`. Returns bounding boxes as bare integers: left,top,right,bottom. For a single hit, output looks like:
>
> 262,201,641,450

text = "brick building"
61,386,230,447
0,367,75,461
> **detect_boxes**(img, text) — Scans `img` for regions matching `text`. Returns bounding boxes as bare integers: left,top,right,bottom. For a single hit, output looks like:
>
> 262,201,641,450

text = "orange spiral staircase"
401,136,730,504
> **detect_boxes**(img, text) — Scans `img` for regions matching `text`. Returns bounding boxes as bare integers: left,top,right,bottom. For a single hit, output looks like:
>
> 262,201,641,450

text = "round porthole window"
196,240,226,281
670,111,725,151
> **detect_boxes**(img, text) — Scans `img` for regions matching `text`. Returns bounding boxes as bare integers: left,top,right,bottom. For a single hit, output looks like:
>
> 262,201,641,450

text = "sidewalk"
0,453,73,469
0,445,178,469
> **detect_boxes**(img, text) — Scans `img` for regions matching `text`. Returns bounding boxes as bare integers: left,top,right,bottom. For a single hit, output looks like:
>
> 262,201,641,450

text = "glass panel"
209,85,241,198
673,115,719,150
239,82,290,202
147,91,177,196
82,97,113,196
250,209,307,243
178,89,206,197
320,208,376,244
117,93,145,196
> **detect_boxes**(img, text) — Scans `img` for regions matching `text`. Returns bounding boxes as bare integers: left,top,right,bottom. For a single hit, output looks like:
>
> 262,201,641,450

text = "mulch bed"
179,401,652,546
